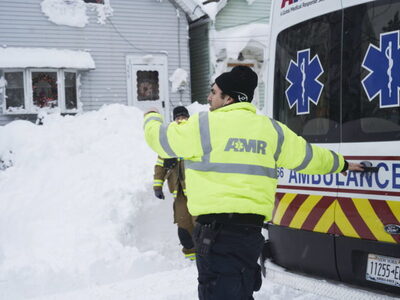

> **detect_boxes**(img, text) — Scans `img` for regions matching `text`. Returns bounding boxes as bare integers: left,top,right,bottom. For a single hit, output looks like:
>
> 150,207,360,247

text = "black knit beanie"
173,106,190,120
214,66,258,102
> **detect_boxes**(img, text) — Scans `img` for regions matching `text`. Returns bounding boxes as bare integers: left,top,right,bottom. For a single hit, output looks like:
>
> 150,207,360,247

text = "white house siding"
0,0,191,125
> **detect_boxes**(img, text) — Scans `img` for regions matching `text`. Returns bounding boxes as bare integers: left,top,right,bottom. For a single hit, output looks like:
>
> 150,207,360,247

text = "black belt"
196,213,264,227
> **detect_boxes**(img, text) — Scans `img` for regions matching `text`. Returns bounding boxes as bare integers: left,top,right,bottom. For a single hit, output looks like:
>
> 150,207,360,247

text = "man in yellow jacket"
143,66,362,300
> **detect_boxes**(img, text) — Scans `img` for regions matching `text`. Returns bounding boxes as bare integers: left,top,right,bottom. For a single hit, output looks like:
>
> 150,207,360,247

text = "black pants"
193,222,264,300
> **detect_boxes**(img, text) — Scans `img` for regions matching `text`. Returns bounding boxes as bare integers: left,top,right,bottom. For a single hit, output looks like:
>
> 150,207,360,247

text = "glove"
154,189,165,200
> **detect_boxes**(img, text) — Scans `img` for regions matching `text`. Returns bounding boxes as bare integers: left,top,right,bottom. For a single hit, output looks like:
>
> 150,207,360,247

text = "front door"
126,55,169,121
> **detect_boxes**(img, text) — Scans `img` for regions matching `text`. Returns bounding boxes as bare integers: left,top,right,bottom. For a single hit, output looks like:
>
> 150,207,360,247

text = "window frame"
63,69,80,112
2,69,27,113
2,68,80,115
136,69,160,102
29,68,59,112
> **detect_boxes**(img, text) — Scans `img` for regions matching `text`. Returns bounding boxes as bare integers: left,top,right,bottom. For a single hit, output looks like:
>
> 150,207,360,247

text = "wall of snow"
0,105,171,298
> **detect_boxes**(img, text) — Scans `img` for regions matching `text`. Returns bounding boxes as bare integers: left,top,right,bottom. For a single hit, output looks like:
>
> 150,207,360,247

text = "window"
136,71,160,101
273,11,342,143
4,71,25,110
342,0,400,142
2,69,79,114
32,71,58,108
65,72,78,110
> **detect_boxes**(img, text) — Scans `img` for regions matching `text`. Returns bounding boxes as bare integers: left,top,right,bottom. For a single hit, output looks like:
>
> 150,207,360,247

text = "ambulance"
265,0,400,295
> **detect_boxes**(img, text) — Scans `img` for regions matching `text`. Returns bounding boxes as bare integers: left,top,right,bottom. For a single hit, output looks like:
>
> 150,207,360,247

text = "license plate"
366,254,400,287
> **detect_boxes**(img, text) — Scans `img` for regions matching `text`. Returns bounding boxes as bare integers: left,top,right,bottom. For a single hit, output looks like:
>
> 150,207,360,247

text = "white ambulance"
265,0,400,296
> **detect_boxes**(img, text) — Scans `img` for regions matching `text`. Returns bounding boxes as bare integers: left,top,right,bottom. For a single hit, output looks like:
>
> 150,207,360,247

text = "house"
187,0,272,110
0,0,203,125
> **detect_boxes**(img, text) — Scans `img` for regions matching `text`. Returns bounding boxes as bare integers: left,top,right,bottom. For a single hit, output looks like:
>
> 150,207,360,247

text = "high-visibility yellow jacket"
144,102,345,220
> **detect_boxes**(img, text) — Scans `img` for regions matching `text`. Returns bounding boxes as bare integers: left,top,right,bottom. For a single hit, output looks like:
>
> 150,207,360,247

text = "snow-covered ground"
0,104,394,300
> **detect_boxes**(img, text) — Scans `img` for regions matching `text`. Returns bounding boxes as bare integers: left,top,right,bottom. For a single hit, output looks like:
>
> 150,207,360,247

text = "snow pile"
0,47,95,69
187,101,209,115
169,68,188,93
41,0,113,28
0,104,181,299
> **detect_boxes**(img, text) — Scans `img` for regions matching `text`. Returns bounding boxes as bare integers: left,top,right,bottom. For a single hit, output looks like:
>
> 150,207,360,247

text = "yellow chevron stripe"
273,193,297,225
289,195,323,229
313,201,336,233
387,200,400,223
353,198,395,243
335,204,360,238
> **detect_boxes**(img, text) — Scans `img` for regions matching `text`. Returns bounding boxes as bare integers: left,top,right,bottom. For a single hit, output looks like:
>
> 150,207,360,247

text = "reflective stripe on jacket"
144,102,345,220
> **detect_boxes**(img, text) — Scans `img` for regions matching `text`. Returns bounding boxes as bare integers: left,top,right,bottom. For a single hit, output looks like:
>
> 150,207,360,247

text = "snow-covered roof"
0,47,95,69
172,0,207,21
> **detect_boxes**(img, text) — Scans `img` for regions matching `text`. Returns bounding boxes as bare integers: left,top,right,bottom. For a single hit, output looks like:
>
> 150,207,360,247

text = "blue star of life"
362,31,400,108
285,49,324,115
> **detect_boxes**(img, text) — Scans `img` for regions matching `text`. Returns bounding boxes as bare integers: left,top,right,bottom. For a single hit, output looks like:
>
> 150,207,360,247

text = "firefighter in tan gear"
144,66,363,300
153,106,195,260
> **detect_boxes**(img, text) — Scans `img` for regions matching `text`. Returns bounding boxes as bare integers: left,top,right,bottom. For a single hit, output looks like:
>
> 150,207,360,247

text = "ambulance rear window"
342,0,400,142
273,11,342,143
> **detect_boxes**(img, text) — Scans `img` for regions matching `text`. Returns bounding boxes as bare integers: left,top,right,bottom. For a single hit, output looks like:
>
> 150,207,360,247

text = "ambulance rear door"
336,0,400,294
267,0,344,281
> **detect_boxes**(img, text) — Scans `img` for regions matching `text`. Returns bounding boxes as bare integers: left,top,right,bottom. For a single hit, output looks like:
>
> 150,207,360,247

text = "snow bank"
0,104,183,299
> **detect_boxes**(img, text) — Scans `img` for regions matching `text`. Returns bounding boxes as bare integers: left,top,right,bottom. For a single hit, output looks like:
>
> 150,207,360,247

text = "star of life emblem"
362,30,400,108
285,49,324,115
